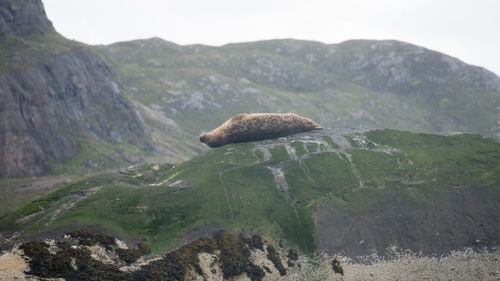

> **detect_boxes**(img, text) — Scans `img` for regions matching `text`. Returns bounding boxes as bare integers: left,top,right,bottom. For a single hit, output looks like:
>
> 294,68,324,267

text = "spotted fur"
199,113,322,148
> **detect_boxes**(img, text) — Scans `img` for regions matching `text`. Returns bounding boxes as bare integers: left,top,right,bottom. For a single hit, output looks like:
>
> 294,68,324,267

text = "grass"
2,129,499,255
366,130,500,189
290,141,308,158
302,153,358,195
0,31,79,74
322,136,339,149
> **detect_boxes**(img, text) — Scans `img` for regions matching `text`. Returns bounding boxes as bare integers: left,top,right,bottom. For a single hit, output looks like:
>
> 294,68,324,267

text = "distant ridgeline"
102,34,500,152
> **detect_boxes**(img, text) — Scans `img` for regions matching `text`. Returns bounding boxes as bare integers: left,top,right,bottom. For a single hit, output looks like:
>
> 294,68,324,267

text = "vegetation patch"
69,230,116,249
290,141,308,158
18,229,287,281
20,240,132,280
266,244,287,276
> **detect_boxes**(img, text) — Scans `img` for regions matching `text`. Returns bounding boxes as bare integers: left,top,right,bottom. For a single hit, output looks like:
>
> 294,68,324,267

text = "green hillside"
2,129,499,256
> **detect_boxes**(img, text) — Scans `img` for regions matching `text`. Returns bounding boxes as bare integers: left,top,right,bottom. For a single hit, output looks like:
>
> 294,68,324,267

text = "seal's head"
199,134,207,143
199,131,225,148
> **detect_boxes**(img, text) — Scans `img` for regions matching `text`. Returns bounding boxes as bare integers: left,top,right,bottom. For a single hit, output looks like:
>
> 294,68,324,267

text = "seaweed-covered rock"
266,245,287,276
331,258,344,275
17,229,292,281
20,241,73,278
133,253,187,281
251,235,264,250
69,230,116,250
116,242,151,265
133,230,268,281
288,248,299,261
216,230,246,278
246,263,266,281
20,240,132,280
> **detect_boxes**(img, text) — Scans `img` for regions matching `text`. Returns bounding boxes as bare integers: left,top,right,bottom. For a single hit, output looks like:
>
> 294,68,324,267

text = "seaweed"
116,242,151,265
69,230,116,250
132,253,187,281
331,258,344,275
20,229,285,281
266,244,287,276
20,241,132,280
287,248,299,261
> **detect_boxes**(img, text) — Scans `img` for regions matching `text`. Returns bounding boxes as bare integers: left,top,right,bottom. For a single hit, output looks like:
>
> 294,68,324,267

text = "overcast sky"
42,0,500,75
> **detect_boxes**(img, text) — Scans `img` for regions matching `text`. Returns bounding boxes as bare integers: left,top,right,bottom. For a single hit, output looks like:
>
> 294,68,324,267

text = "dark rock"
132,252,186,281
266,244,286,276
0,0,54,36
287,248,299,261
0,0,152,178
246,263,265,281
215,230,245,278
331,258,344,275
116,241,151,265
68,230,116,250
0,41,150,177
251,234,264,250
19,230,287,281
20,240,132,280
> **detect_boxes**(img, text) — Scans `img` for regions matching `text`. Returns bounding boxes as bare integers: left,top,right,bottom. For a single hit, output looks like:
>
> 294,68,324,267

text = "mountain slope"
101,38,500,155
3,129,498,258
0,0,154,177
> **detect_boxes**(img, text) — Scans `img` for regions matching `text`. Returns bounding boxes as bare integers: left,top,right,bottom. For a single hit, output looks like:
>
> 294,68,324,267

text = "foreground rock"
0,230,498,280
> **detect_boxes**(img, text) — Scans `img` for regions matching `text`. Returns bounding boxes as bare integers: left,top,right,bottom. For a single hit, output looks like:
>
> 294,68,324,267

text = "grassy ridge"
2,130,499,254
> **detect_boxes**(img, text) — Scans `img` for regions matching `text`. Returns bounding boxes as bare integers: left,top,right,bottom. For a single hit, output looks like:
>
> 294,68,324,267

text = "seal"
199,113,323,148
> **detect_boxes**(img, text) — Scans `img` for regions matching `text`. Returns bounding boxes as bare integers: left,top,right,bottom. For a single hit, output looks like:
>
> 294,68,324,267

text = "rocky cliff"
0,0,151,177
0,0,54,35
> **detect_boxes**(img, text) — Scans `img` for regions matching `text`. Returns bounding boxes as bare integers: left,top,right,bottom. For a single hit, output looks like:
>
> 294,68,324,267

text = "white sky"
42,0,500,75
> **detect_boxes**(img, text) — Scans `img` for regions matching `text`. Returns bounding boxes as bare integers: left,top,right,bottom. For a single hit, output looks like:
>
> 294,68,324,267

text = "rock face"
338,40,500,93
0,0,54,35
0,0,150,177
